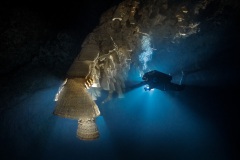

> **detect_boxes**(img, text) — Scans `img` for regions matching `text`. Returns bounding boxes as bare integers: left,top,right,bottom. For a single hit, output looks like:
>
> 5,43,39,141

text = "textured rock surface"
52,0,240,140
0,0,240,158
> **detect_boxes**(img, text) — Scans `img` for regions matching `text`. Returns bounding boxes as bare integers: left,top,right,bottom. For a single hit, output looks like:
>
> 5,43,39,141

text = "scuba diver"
142,70,185,91
127,70,185,92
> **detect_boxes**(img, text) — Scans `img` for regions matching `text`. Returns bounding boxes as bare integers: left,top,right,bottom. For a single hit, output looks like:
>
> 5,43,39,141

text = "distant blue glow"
144,84,150,91
139,36,153,71
0,75,229,160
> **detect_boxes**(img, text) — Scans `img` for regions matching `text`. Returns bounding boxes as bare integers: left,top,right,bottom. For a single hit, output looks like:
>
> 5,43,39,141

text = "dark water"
0,74,238,160
1,0,239,159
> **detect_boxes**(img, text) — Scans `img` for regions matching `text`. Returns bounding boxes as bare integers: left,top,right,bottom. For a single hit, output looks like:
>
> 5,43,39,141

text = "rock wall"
53,0,240,140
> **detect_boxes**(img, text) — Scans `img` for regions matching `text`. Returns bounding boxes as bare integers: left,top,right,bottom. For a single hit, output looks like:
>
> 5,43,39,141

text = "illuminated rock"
53,78,100,120
129,0,139,24
67,43,99,78
77,118,99,140
54,78,100,140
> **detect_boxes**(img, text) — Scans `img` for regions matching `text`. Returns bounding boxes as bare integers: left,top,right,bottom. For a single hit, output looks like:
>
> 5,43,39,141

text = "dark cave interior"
0,0,240,160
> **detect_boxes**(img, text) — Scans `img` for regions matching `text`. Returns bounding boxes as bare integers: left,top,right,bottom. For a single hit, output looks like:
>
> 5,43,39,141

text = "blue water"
0,75,234,160
1,0,239,159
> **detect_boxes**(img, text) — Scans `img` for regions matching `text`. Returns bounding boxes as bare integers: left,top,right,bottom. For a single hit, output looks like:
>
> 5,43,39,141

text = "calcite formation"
54,0,214,140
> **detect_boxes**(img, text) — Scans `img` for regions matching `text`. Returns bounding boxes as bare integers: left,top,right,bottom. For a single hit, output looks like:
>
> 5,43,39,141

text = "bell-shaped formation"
77,118,99,140
54,78,100,120
54,42,101,140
